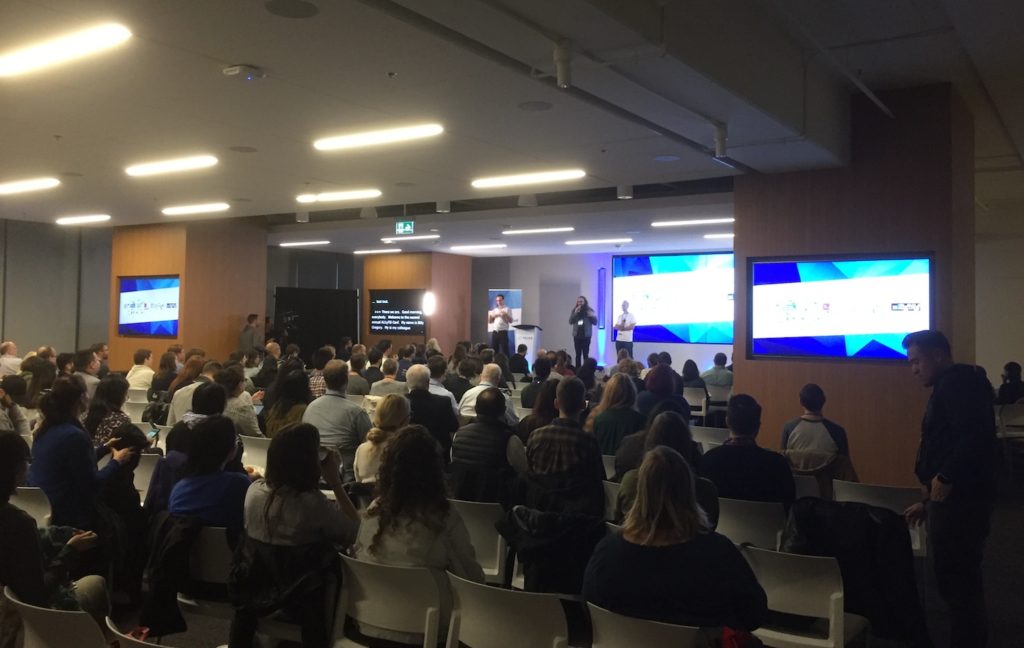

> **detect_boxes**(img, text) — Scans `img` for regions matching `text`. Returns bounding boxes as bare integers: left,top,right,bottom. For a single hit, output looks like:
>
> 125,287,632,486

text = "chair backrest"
3,586,107,647
338,554,441,646
13,486,51,528
127,388,149,403
446,571,569,648
690,425,729,446
106,617,172,646
588,603,702,648
601,455,615,480
188,526,233,584
682,388,707,416
602,480,620,522
706,385,731,403
241,435,272,471
832,480,919,515
716,498,785,549
133,453,161,501
998,403,1024,428
448,499,507,583
793,474,821,499
346,394,364,405
123,400,149,423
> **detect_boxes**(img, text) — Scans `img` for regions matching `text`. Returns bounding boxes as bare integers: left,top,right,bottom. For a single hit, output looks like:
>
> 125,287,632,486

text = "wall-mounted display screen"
612,252,734,344
369,289,426,335
749,255,932,359
118,276,180,337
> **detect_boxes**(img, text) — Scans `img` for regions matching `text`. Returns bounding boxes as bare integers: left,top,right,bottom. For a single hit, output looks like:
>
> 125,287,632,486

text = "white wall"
976,236,1024,379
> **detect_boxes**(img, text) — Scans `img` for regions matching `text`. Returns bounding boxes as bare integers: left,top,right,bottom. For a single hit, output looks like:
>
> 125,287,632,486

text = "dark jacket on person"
997,380,1024,405
140,513,206,636
520,380,544,409
509,354,529,376
228,532,340,616
635,391,690,420
407,388,458,461
450,415,516,502
443,375,472,402
699,440,796,506
592,407,647,455
613,431,646,482
361,366,384,387
253,356,279,389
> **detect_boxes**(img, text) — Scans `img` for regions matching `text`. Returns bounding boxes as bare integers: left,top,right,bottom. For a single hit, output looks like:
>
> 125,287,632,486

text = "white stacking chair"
133,454,161,502
241,435,272,472
346,393,365,406
588,603,703,648
794,474,822,499
682,387,708,422
690,425,729,446
833,479,926,556
13,486,51,527
601,454,616,480
706,385,731,404
106,617,180,646
338,554,443,648
996,403,1024,479
20,432,33,448
716,498,786,549
127,388,149,403
123,400,149,424
449,499,508,585
4,586,107,648
603,480,620,523
22,409,39,429
741,547,870,648
446,572,570,648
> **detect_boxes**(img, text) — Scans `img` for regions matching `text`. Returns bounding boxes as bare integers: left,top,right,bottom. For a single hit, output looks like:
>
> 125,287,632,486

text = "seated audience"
636,364,690,419
426,355,459,413
517,379,558,444
406,364,458,461
425,337,442,356
361,347,383,388
168,355,204,396
444,358,476,402
997,361,1024,405
167,360,221,425
354,425,484,644
126,348,155,390
447,344,468,375
73,349,102,400
308,346,335,399
369,358,406,396
302,360,371,483
614,400,691,481
0,341,21,376
681,359,707,392
701,352,734,388
253,341,282,388
347,353,371,395
640,353,659,380
264,369,312,438
354,394,410,483
150,351,179,393
56,351,75,378
583,446,766,631
395,345,415,382
616,358,645,395
83,375,133,447
699,395,795,506
458,363,518,425
229,424,359,648
216,367,263,438
616,412,718,527
509,344,530,375
168,415,251,531
552,349,574,377
96,427,151,599
576,357,598,392
450,388,527,501
521,357,552,409
23,360,56,411
260,357,303,412
780,383,849,456
0,376,30,435
586,373,646,455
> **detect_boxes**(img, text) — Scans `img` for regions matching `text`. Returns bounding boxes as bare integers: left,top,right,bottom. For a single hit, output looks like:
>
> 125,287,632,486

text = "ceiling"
0,0,1020,255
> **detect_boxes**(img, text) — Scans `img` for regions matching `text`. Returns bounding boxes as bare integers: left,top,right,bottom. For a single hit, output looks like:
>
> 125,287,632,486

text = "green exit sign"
395,220,415,235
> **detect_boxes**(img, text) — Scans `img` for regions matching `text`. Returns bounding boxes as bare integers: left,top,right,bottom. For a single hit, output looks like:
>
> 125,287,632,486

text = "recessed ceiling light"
565,238,632,246
654,154,680,162
279,240,330,247
314,123,444,151
502,227,575,235
381,234,440,243
651,217,735,228
450,244,508,251
354,248,403,255
0,177,61,195
471,168,586,189
0,23,132,78
56,214,110,226
125,155,218,177
704,233,735,239
161,202,230,216
295,189,382,203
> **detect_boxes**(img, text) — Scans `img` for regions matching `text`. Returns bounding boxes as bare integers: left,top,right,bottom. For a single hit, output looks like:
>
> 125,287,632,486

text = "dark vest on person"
450,417,514,502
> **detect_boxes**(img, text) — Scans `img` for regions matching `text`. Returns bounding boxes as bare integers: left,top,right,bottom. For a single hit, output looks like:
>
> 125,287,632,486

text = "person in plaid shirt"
308,346,334,399
525,377,605,486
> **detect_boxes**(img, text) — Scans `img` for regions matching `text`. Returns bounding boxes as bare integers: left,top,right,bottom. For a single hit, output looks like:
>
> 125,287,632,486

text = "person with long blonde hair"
585,373,646,454
583,446,766,631
353,394,410,483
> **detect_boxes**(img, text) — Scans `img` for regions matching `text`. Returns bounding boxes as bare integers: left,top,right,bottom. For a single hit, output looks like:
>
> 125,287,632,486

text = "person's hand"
244,466,263,480
930,476,952,502
111,446,136,464
252,390,264,404
66,530,98,552
904,502,927,527
320,449,343,487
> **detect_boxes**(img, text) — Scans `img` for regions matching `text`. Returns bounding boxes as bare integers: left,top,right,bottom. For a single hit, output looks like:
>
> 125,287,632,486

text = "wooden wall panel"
733,85,974,487
361,253,432,350
429,253,472,354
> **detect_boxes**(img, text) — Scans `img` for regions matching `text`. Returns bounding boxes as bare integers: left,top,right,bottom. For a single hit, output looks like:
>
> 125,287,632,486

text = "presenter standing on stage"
489,294,513,356
613,301,637,358
570,296,597,368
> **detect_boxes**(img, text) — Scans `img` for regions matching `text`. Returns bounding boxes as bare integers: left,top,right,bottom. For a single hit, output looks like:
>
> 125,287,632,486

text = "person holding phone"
569,296,598,368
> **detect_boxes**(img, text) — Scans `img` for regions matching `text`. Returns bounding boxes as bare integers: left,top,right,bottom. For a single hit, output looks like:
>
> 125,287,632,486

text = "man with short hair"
309,346,335,398
73,349,102,399
375,339,393,358
338,336,353,362
613,301,637,359
521,357,551,409
450,387,527,500
406,364,458,461
509,344,530,376
701,352,734,388
254,341,281,388
445,359,475,402
0,375,30,435
458,363,518,425
239,313,260,356
362,347,384,387
0,341,21,377
526,377,604,481
370,358,407,396
699,394,795,506
425,355,458,413
302,360,371,482
185,347,206,363
488,293,513,357
395,345,414,381
346,353,371,395
902,330,996,647
780,384,849,456
126,348,155,390
90,342,110,379
168,361,223,425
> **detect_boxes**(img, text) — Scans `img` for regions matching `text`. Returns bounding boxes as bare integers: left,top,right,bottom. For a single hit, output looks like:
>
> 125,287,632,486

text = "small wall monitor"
369,289,426,335
118,276,180,337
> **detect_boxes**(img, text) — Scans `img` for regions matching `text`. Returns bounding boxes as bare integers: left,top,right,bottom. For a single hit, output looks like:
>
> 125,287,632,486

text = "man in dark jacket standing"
902,330,996,648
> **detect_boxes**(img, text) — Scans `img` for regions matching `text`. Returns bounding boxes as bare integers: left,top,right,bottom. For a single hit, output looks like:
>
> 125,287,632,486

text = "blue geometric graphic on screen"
613,256,653,277
120,276,179,292
787,258,928,284
753,334,908,359
634,321,733,344
613,253,732,278
119,319,178,337
751,262,801,286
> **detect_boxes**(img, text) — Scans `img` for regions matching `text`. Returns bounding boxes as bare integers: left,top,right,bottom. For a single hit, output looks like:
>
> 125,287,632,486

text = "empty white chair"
123,401,149,424
133,454,161,502
716,498,785,549
446,572,569,648
603,480,620,523
241,435,272,472
588,603,702,648
706,385,731,404
601,454,616,480
13,486,51,527
337,554,442,648
127,388,149,403
741,547,870,648
449,499,508,585
833,479,927,555
794,474,822,499
682,387,708,421
691,425,729,446
106,617,179,646
4,586,107,648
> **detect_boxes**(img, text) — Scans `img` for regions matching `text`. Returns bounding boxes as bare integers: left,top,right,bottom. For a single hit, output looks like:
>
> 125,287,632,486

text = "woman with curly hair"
353,394,409,483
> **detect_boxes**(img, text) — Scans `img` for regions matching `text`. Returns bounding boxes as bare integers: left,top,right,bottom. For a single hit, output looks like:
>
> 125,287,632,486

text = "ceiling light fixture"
125,154,218,177
354,248,403,255
0,23,132,77
565,238,632,246
554,40,572,89
295,189,382,204
704,233,735,239
502,227,575,235
450,244,507,251
651,217,735,228
55,214,110,226
279,240,330,247
0,177,61,195
616,185,633,200
161,202,230,216
314,123,444,151
471,168,586,189
381,234,440,243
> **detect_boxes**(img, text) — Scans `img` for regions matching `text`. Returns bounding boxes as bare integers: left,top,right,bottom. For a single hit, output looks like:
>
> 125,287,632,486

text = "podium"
513,325,542,368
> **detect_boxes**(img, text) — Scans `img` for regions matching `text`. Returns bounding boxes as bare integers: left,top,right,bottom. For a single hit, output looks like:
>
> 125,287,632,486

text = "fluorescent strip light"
125,155,218,177
471,168,586,189
354,248,403,255
0,177,60,195
161,202,230,216
651,217,735,228
704,233,735,239
0,23,132,78
565,238,632,246
450,244,507,251
380,234,440,243
502,227,575,235
279,240,330,247
55,214,110,225
296,189,382,203
314,123,444,151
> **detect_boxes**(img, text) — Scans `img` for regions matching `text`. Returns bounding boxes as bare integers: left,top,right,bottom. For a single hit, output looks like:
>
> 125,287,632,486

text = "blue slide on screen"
750,257,931,359
118,276,180,336
612,253,734,344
